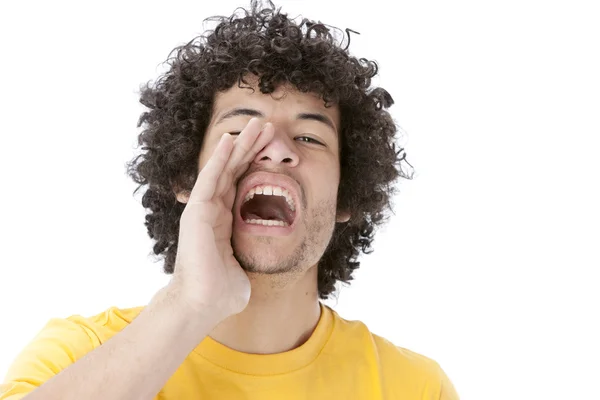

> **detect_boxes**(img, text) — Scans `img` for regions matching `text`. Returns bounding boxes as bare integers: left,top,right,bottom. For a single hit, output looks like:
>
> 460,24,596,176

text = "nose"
253,129,299,167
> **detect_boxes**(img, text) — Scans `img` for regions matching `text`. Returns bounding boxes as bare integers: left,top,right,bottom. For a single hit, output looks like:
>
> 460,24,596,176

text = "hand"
170,118,274,320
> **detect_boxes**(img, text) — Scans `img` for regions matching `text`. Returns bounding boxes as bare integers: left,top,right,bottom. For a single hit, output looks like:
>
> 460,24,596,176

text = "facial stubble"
232,199,337,275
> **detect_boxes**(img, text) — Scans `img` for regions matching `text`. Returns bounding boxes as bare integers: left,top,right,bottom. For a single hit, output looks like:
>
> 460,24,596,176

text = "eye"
295,136,324,146
229,131,241,136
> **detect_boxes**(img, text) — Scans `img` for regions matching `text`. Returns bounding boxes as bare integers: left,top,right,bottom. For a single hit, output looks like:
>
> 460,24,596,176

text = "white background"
1,1,599,399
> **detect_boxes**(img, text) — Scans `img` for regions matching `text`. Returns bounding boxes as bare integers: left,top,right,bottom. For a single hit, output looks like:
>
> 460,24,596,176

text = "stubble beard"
232,199,337,275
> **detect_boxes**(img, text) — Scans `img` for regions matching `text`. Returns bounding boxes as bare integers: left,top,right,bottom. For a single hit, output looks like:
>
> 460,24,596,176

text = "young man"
1,2,459,399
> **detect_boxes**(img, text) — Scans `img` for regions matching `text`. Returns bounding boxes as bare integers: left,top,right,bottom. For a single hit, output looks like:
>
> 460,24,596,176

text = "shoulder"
64,305,145,342
372,337,460,400
372,333,450,387
329,308,440,372
8,304,144,360
328,307,460,399
12,304,144,356
1,305,144,398
28,305,146,348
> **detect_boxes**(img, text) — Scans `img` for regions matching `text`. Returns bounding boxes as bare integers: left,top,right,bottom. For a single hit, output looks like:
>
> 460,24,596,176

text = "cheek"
317,154,340,185
310,168,341,204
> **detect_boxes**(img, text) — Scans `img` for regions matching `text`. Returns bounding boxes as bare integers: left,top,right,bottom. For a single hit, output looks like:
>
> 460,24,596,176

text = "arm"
20,283,220,400
2,120,271,400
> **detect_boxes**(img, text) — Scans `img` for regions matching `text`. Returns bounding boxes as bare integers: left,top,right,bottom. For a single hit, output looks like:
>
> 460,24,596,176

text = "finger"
213,118,266,195
222,118,263,174
247,121,274,162
216,121,275,197
188,133,234,204
230,122,275,182
219,123,275,210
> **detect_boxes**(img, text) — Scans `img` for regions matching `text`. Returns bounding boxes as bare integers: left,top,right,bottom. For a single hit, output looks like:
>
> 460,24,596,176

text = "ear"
174,187,190,204
336,210,350,223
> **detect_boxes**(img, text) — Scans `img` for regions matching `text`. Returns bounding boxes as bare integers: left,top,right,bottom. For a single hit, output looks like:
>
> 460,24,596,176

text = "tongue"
253,204,286,221
245,212,280,221
242,195,288,222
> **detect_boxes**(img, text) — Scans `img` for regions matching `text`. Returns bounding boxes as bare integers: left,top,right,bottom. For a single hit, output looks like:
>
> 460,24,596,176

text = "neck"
208,264,321,354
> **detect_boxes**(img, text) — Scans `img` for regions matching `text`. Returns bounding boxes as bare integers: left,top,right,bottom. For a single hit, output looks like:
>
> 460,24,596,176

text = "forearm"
24,283,220,400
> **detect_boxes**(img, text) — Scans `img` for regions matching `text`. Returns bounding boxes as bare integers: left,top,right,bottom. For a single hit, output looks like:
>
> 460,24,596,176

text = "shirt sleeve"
0,318,96,400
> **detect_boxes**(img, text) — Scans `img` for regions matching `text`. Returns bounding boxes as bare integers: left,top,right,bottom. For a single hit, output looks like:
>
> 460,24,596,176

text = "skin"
19,79,357,400
177,78,350,354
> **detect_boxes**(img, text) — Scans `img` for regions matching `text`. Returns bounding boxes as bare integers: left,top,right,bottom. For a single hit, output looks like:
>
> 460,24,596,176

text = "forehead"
210,82,340,128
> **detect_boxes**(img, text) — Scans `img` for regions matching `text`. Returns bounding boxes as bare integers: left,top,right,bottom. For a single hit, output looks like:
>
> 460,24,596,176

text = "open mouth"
240,185,296,227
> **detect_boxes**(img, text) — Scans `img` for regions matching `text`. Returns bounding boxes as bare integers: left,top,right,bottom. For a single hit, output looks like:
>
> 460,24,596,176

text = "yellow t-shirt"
1,303,459,399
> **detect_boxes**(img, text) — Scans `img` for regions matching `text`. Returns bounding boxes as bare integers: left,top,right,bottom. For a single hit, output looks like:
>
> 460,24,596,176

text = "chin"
231,231,308,275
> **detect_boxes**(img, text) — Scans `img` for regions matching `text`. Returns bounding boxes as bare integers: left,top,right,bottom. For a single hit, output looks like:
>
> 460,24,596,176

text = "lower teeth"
245,219,288,227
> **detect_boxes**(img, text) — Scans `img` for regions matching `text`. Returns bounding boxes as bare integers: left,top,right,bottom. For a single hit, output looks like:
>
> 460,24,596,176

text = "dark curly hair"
126,0,414,299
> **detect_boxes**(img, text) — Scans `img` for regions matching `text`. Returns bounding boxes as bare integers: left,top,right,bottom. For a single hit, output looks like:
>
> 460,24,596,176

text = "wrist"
158,280,227,329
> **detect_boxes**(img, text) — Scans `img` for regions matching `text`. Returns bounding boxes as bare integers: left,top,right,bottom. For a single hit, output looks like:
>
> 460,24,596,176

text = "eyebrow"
215,107,337,132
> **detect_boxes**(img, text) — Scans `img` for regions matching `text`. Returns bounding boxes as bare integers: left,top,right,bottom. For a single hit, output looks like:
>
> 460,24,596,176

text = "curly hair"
126,0,414,299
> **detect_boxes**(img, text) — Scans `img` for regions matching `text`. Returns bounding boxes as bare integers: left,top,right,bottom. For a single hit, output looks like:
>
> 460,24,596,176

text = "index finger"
214,120,274,197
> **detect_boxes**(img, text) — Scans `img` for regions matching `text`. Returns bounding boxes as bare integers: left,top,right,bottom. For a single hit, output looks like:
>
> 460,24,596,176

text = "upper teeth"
243,185,295,211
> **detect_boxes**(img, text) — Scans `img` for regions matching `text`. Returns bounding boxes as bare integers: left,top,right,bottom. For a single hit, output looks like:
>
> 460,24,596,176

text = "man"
1,1,459,399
